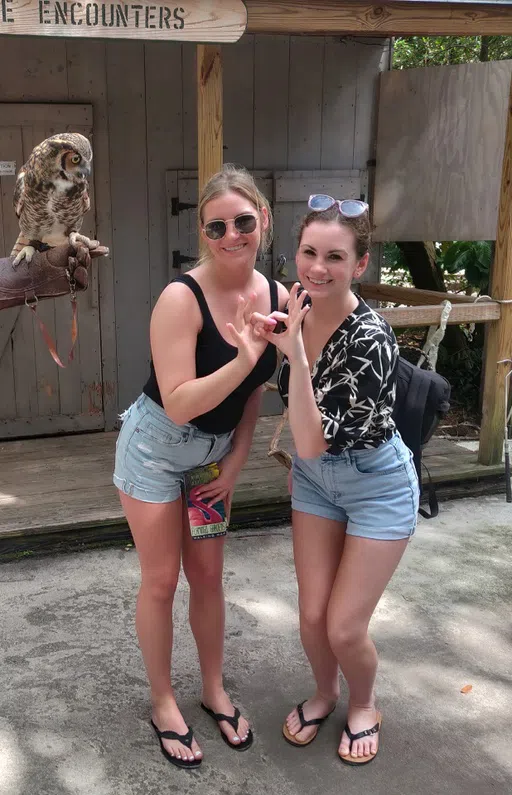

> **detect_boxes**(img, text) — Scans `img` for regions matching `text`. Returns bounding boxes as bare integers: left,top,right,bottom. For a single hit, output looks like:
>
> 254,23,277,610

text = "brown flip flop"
282,700,335,747
338,711,382,766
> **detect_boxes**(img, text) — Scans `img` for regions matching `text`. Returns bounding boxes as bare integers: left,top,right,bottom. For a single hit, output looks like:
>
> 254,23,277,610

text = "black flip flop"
200,702,253,751
338,711,382,766
150,719,202,769
282,700,336,747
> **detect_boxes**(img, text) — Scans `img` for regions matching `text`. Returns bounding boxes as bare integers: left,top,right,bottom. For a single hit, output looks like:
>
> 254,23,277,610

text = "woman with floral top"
251,195,419,766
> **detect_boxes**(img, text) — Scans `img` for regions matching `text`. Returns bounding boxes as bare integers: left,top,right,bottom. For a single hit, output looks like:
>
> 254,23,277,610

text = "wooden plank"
0,126,23,420
377,301,500,328
359,283,477,306
353,38,389,171
67,40,117,429
321,38,357,170
197,44,223,195
245,1,512,36
182,44,198,170
0,39,69,101
254,35,289,170
145,42,184,304
223,34,255,167
287,36,324,169
0,0,248,43
0,412,104,439
275,174,361,202
479,75,512,466
106,41,151,410
0,104,90,126
373,60,512,242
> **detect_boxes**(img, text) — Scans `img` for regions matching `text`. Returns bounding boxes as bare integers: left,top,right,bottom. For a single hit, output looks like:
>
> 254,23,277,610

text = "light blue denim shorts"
292,433,420,540
113,393,233,503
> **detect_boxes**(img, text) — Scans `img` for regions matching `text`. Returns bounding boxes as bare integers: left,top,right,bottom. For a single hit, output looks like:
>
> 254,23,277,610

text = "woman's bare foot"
285,693,338,744
201,688,250,745
152,698,202,763
338,704,381,760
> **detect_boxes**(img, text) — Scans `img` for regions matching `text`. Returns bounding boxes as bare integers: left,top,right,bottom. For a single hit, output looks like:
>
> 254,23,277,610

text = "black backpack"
392,357,451,519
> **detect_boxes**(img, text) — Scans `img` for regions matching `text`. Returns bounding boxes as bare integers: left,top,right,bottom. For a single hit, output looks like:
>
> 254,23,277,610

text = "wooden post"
197,44,223,195
478,76,512,466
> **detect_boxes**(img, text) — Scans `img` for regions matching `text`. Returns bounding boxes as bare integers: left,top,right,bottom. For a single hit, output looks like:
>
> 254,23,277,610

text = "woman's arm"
151,283,267,425
194,386,264,507
287,357,328,459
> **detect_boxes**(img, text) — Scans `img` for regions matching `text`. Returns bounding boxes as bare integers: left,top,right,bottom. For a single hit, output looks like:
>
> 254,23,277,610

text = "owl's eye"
71,154,81,164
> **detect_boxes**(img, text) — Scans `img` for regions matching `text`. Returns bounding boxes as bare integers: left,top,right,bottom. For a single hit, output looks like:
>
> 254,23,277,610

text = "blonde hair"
197,163,273,266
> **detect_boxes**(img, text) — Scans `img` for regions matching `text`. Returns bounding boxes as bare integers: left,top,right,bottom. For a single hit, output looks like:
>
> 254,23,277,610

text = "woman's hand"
226,293,276,371
193,451,241,508
251,282,310,363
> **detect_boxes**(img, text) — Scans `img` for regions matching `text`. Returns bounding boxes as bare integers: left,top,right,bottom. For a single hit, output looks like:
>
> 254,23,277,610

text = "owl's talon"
69,232,98,251
12,245,36,268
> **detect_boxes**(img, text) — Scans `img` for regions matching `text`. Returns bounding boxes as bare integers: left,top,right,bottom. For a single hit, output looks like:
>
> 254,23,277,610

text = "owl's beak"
80,164,91,178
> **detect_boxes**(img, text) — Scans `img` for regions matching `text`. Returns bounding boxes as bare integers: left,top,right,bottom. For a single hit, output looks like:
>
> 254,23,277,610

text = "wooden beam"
197,44,223,196
359,283,475,307
376,302,500,328
478,77,512,466
245,1,512,36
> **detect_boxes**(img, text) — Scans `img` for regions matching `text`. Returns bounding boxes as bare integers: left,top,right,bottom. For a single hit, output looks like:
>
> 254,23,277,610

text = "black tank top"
143,273,279,434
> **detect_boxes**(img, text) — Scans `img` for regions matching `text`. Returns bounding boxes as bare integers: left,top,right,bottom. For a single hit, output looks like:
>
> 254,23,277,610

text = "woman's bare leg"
181,504,249,745
119,492,202,762
284,510,346,743
326,535,409,760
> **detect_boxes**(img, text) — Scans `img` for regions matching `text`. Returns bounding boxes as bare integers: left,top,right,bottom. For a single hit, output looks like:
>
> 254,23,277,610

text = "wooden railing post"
197,44,223,195
478,76,512,466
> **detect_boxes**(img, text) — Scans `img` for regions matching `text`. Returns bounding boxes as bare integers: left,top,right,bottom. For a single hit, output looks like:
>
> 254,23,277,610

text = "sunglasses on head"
203,213,258,240
308,194,369,218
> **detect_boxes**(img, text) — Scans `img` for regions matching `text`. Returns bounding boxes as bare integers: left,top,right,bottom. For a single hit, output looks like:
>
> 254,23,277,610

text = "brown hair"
297,205,371,260
197,163,273,263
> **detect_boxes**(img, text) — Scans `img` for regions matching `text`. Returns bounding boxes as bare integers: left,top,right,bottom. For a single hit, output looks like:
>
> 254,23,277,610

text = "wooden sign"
0,0,246,41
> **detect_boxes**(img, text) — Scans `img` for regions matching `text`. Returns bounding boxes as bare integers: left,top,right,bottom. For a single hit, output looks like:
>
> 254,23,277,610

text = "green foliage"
393,35,512,69
443,241,493,294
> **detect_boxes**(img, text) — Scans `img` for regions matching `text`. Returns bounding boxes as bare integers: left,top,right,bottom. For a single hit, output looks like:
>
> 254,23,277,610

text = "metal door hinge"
171,197,197,216
172,250,196,269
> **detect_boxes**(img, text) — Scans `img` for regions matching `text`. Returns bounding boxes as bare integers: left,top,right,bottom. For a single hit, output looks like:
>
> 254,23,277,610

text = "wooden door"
0,104,104,438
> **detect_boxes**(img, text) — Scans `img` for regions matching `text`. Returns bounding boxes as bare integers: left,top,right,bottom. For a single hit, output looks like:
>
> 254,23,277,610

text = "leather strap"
26,289,78,369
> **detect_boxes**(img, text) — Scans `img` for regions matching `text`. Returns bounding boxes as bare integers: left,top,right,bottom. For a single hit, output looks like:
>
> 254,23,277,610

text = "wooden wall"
373,59,512,243
0,34,388,420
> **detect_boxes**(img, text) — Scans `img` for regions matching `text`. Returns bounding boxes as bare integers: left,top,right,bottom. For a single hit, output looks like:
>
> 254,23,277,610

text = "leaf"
460,684,473,694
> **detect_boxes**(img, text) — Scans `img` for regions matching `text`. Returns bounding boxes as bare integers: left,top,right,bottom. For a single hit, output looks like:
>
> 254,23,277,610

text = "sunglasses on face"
308,194,369,218
203,213,258,240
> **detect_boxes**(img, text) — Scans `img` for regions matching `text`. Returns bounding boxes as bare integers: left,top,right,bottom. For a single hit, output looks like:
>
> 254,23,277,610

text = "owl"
11,132,97,267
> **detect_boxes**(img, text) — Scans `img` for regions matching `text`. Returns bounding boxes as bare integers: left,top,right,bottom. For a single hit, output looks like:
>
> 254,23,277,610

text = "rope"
417,299,452,372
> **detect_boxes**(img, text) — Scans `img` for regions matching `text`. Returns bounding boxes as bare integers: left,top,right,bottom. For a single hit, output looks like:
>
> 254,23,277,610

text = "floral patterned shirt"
277,296,399,453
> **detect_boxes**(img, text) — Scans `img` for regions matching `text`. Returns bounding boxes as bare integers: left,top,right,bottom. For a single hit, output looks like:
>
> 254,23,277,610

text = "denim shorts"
113,393,233,503
291,433,419,540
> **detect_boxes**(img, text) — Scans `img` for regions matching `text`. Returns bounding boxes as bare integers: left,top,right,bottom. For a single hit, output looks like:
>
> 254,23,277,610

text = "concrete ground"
0,495,511,795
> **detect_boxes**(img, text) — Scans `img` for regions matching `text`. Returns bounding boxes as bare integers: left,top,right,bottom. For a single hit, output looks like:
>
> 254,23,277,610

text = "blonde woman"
114,165,288,769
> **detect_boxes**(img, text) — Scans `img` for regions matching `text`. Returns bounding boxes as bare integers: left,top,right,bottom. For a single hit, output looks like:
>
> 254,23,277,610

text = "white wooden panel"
288,36,324,169
373,59,512,242
107,41,151,410
254,35,289,170
223,35,255,167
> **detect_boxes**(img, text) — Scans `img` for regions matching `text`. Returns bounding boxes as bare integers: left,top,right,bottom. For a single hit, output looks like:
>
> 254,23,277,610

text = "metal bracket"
171,197,197,216
172,250,196,269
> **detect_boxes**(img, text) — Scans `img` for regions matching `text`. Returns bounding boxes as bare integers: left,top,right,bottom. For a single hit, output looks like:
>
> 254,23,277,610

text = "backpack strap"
403,365,429,482
418,461,439,520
